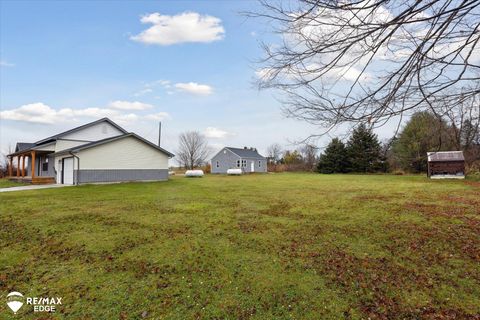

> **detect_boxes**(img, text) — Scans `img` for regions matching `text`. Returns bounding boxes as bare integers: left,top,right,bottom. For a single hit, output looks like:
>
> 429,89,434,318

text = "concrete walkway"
0,184,71,193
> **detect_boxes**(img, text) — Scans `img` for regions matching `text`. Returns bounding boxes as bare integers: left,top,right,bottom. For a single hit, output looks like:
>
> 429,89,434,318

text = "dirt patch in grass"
464,180,480,188
403,201,480,230
444,195,480,207
237,219,268,233
389,220,479,263
353,194,391,202
315,247,478,319
258,201,293,217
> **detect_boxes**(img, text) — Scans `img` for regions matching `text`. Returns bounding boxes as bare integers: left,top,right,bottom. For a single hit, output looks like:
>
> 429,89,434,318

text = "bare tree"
440,94,480,149
0,145,14,178
299,144,318,171
439,94,480,163
176,131,210,170
267,143,283,163
249,0,480,136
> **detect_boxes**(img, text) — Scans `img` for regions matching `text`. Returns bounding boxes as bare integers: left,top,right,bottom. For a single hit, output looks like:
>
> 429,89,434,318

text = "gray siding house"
211,147,267,174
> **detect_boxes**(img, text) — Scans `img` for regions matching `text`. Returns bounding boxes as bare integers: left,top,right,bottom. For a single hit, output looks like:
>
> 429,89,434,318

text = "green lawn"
0,174,479,319
0,178,27,189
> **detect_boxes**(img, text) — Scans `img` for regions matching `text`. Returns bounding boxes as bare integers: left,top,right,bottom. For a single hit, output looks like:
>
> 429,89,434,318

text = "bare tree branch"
247,0,480,134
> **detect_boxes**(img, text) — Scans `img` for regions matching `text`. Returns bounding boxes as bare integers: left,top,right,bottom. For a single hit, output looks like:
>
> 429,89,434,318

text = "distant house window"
237,160,240,167
216,161,219,168
241,160,247,167
258,161,261,167
42,162,48,171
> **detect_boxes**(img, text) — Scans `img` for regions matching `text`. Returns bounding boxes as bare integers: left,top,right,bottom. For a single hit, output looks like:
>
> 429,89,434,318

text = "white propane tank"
227,168,242,175
185,170,204,177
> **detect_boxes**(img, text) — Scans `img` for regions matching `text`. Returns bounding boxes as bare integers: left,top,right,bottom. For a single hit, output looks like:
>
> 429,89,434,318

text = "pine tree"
347,123,382,173
317,138,350,173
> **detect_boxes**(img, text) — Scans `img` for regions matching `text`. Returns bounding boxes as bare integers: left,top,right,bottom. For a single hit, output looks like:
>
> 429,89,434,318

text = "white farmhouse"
7,118,174,185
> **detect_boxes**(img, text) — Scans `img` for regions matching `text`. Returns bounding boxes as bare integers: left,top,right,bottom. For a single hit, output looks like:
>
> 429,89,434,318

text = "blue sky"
0,0,393,159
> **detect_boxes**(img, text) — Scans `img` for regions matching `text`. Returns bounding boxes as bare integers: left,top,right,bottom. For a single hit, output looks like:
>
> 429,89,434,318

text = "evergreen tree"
391,111,453,172
317,138,350,173
347,123,382,172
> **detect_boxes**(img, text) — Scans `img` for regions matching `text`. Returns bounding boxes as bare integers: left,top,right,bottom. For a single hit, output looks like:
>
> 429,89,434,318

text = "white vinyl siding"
77,136,169,170
32,142,55,152
61,121,123,141
55,139,90,153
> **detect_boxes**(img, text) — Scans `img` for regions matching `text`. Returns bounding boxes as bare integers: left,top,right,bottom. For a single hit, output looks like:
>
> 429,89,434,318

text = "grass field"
0,178,27,189
0,173,479,319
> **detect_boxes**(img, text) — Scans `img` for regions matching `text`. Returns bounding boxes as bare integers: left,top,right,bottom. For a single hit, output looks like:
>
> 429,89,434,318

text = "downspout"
69,151,80,185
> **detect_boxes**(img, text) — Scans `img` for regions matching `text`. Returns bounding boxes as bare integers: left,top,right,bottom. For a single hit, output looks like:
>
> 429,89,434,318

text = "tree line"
267,110,479,174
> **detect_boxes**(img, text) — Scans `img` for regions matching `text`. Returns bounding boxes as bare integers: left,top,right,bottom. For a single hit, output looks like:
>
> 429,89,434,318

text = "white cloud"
175,82,213,95
109,100,153,110
134,79,213,97
144,112,170,121
0,103,58,124
1,102,169,125
133,88,153,97
0,60,15,67
131,12,225,45
204,127,233,139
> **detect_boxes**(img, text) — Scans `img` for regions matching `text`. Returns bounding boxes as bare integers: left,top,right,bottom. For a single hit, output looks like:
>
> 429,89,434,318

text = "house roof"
15,142,35,152
225,147,265,159
53,133,175,158
427,151,465,162
8,118,130,156
34,117,128,145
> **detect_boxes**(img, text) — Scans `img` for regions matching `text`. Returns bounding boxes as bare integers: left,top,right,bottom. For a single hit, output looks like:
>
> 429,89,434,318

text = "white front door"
251,161,255,172
62,157,74,185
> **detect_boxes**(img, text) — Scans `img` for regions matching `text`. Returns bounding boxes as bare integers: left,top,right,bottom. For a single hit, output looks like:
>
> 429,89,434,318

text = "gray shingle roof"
15,142,35,152
226,147,265,159
427,151,464,162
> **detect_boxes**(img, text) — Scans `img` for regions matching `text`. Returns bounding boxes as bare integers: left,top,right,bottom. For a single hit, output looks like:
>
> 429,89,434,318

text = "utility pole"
158,122,162,147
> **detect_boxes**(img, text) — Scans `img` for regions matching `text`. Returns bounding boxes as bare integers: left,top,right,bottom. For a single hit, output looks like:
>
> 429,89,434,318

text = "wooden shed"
427,151,465,179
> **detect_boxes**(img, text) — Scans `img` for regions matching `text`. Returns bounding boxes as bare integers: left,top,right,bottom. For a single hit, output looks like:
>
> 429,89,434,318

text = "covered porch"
7,150,56,185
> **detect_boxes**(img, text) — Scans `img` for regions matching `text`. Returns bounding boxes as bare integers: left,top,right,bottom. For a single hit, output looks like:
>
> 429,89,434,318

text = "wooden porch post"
16,156,20,177
8,157,13,177
31,151,36,179
21,155,25,177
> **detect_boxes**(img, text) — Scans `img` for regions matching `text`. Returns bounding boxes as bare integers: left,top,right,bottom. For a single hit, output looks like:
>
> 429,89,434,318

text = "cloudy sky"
0,1,396,159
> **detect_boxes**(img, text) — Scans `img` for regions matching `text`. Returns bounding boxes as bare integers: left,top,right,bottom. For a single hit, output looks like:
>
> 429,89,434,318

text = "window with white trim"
237,160,240,167
216,161,219,168
242,160,247,167
258,160,261,167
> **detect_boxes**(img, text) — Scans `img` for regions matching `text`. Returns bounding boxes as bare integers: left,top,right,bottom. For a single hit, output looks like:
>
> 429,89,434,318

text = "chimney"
244,146,247,149
158,122,162,147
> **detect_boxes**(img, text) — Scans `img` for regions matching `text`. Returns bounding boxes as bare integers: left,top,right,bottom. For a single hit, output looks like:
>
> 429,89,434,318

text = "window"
39,157,48,171
216,161,219,168
241,160,247,167
237,160,240,167
258,161,261,167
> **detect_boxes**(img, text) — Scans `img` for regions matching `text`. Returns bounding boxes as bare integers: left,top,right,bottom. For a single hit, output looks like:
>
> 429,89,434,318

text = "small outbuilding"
427,151,465,179
211,147,267,174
